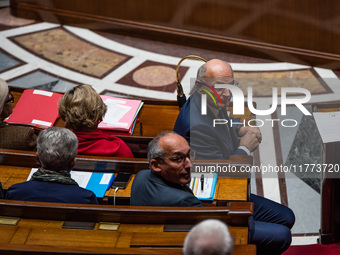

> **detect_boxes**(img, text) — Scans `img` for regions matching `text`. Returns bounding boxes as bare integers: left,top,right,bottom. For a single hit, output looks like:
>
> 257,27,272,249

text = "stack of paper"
189,173,218,201
6,89,62,129
99,95,143,135
27,168,115,198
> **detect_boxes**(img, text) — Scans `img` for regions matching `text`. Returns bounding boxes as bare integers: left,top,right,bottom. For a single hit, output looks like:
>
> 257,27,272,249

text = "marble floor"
1,5,340,245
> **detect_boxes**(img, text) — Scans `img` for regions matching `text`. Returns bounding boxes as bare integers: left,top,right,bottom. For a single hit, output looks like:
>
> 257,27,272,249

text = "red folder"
6,89,62,129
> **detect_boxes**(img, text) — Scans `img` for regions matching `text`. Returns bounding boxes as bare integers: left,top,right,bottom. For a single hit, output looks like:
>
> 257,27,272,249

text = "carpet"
283,243,340,255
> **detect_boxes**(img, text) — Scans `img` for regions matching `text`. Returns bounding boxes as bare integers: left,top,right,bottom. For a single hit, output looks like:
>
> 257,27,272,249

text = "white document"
102,101,131,127
70,171,92,188
100,173,113,185
189,173,217,199
313,112,340,143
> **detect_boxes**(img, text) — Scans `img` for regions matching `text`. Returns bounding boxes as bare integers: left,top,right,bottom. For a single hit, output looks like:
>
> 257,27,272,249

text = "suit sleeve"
190,124,226,160
181,195,203,207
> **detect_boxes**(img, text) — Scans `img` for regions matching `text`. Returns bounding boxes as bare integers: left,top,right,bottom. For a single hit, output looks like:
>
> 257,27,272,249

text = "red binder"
6,89,62,129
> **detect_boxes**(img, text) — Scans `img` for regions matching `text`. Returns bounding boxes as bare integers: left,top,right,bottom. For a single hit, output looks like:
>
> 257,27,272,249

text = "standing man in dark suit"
174,59,295,255
130,131,202,207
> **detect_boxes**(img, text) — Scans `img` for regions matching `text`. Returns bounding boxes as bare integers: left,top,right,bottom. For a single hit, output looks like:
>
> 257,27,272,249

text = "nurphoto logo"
200,84,312,128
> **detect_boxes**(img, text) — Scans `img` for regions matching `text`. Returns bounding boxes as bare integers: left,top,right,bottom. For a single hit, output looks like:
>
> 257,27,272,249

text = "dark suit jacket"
174,91,247,159
130,170,202,207
6,181,98,204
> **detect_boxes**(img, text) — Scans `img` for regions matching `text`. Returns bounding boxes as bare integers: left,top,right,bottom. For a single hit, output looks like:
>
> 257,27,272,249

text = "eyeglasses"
168,151,196,165
5,92,14,104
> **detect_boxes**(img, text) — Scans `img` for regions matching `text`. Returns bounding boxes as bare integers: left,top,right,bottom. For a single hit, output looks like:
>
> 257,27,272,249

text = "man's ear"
150,159,162,174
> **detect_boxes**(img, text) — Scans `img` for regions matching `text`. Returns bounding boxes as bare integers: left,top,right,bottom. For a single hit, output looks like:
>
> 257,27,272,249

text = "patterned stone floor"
1,5,340,243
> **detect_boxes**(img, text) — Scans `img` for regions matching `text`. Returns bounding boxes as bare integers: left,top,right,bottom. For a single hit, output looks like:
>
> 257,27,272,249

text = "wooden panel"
130,232,187,247
26,228,119,248
130,226,248,246
0,226,18,244
216,178,248,201
0,201,253,253
0,243,256,255
0,200,252,225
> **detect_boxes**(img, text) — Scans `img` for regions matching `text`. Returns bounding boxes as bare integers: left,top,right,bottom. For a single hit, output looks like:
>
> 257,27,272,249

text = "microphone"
175,55,207,108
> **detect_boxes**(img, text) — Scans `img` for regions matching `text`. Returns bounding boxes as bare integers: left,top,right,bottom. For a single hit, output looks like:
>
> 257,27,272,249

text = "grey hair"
0,78,9,114
147,131,177,164
37,127,78,171
183,219,234,255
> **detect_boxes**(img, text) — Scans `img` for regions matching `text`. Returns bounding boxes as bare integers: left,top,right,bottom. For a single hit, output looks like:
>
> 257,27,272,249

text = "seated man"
130,131,202,207
174,59,294,255
6,127,98,204
183,219,234,255
174,59,261,159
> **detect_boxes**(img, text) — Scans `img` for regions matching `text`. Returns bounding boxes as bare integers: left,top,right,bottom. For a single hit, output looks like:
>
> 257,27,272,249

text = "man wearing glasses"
173,59,295,255
130,131,202,207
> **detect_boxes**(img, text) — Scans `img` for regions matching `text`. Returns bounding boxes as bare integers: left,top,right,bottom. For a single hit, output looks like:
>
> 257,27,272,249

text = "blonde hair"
58,85,107,131
0,78,9,114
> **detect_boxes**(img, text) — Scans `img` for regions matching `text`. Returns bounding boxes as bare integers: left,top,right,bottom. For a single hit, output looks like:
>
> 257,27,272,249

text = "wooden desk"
0,200,255,254
10,86,254,158
313,103,340,244
0,148,251,205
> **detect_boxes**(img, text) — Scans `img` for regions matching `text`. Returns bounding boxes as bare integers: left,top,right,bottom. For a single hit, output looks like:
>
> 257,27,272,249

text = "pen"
201,174,204,191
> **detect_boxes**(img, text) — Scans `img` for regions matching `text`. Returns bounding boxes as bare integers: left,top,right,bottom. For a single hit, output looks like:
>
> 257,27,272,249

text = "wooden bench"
9,86,254,158
0,148,252,206
0,200,255,254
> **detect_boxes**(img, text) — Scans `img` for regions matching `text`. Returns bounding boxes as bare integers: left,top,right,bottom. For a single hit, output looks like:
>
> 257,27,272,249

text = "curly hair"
58,85,107,131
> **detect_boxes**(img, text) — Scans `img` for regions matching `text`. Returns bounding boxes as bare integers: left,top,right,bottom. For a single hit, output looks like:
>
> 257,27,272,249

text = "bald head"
205,59,233,79
197,59,233,82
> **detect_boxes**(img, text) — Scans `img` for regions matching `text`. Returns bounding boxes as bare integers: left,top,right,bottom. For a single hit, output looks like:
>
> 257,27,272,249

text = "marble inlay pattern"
133,65,176,87
235,69,330,97
10,28,131,78
117,60,188,92
7,70,79,92
0,49,22,73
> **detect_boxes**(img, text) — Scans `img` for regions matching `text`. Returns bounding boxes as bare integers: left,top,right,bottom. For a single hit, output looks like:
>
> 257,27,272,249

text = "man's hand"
238,126,262,143
239,128,261,152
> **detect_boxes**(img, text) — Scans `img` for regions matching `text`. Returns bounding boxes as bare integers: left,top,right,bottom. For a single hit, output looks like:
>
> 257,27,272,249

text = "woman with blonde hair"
0,78,37,150
58,84,133,158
